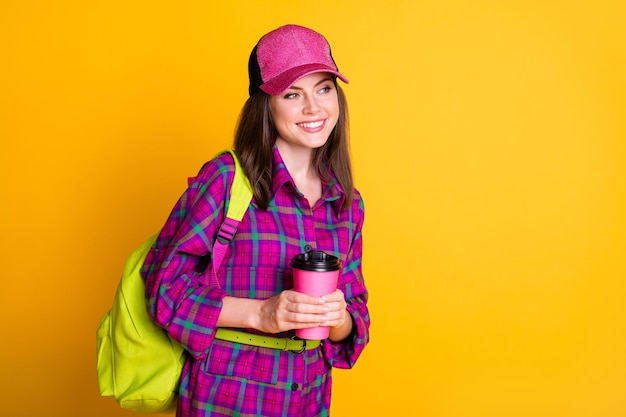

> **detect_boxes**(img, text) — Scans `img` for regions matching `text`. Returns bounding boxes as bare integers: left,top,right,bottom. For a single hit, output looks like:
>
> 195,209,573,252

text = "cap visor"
260,64,349,95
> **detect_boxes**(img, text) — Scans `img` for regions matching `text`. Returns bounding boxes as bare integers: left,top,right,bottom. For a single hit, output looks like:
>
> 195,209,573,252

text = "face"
269,72,339,153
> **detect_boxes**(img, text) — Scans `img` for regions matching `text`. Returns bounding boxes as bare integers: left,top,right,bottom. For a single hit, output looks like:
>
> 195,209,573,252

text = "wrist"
248,298,264,330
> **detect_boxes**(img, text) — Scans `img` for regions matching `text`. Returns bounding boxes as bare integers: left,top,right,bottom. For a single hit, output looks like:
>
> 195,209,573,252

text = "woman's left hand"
322,289,354,342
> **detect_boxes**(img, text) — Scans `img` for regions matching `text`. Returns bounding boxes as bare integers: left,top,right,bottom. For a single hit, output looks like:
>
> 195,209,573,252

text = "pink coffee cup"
291,250,342,340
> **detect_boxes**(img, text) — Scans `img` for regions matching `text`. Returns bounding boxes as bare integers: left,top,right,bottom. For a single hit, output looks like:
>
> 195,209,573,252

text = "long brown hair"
233,82,353,211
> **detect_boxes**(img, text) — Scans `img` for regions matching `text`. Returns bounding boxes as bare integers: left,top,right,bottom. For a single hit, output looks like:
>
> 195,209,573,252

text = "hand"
321,289,354,342
317,289,349,330
218,290,351,339
258,290,330,334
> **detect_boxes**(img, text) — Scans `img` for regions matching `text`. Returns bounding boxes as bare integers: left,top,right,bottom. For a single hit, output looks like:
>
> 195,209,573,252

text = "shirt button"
304,245,313,252
291,383,299,391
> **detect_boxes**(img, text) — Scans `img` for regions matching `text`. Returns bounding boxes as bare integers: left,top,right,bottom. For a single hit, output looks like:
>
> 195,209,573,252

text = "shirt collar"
271,144,346,214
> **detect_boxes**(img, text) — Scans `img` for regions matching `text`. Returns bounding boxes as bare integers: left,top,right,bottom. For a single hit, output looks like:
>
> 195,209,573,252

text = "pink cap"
248,25,349,96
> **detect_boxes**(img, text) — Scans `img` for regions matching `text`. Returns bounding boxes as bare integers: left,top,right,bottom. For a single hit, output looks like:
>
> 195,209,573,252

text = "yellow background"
1,1,625,416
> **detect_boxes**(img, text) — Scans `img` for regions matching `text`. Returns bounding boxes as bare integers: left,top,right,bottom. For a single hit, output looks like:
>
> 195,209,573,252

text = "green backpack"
96,150,252,413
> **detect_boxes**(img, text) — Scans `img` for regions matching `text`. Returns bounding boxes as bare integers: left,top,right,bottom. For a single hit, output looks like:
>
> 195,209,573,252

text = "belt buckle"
289,335,306,354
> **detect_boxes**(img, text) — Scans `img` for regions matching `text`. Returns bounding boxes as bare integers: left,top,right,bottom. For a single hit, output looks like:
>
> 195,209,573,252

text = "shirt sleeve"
322,195,370,368
141,154,235,360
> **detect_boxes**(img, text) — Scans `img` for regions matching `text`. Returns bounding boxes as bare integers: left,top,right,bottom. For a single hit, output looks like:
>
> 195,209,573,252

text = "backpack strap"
209,150,253,287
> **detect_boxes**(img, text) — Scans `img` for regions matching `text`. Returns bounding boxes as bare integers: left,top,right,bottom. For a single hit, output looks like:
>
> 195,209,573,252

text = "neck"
275,140,317,180
276,140,322,204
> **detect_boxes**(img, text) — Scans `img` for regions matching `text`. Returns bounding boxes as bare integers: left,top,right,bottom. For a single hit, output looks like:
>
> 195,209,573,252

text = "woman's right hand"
257,290,329,334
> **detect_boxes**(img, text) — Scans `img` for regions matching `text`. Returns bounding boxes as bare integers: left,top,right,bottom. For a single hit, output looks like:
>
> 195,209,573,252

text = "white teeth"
299,120,324,129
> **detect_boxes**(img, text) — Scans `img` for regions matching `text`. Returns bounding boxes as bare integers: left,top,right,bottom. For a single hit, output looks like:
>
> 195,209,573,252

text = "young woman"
142,24,370,417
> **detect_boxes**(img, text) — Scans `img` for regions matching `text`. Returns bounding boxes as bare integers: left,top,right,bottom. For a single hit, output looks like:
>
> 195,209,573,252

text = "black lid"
291,251,341,272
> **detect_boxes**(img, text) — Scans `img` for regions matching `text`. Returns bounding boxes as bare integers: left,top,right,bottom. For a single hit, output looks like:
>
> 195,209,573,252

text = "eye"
283,92,299,99
319,85,333,94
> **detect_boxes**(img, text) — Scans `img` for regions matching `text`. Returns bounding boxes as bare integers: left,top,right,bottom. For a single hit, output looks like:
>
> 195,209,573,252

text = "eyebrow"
288,77,334,91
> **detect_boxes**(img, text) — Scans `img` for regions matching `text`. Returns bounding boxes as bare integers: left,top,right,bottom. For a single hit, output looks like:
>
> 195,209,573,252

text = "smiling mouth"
297,120,325,129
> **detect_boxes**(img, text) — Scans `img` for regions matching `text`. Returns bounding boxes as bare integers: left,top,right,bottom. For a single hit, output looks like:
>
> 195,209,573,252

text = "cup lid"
291,250,341,272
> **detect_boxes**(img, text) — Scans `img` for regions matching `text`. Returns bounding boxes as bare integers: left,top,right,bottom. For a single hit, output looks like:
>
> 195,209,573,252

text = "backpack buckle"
216,218,239,244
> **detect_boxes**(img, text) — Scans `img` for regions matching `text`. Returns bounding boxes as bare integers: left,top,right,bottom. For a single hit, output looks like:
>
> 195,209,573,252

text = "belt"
215,328,321,354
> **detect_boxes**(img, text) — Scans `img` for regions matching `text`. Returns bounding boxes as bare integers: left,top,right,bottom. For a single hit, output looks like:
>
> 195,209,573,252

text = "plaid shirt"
142,146,369,417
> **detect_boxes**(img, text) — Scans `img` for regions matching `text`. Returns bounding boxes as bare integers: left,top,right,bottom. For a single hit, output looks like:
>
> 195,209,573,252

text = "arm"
322,196,370,368
142,155,234,359
218,290,348,335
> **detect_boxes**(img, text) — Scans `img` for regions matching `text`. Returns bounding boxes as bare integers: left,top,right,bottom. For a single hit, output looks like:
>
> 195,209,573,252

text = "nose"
303,94,320,114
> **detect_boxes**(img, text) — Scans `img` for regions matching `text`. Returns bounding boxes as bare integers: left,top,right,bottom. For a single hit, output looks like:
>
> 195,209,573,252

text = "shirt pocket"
203,338,280,385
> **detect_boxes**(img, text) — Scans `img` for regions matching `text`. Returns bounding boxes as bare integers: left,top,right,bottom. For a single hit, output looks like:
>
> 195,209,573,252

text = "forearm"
217,296,263,329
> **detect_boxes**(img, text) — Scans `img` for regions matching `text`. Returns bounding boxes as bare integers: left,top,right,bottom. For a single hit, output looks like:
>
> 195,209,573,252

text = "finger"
286,300,329,315
289,290,327,305
322,309,350,328
320,289,345,302
320,296,346,312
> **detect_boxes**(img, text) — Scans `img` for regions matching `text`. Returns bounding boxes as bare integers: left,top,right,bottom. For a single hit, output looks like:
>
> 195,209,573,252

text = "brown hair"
233,82,353,211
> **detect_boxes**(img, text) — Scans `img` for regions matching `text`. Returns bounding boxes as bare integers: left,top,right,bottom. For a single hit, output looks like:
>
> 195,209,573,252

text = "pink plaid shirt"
142,146,369,416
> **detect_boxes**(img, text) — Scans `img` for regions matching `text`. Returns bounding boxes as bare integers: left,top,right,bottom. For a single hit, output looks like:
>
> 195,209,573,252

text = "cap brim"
259,64,349,96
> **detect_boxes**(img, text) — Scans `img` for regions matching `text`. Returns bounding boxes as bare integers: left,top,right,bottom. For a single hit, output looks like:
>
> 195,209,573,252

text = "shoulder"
340,186,364,226
197,151,235,179
351,187,365,211
191,151,236,189
181,151,237,209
